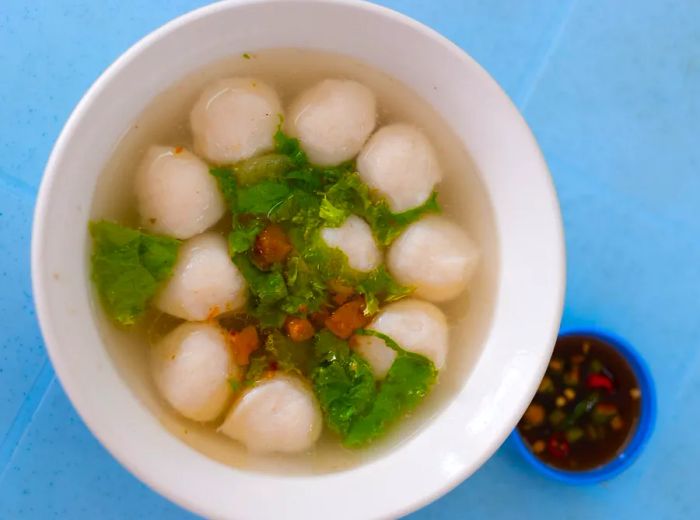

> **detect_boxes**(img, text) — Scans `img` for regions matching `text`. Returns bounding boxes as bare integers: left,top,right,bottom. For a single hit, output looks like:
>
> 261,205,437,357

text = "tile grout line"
0,359,55,480
513,0,580,111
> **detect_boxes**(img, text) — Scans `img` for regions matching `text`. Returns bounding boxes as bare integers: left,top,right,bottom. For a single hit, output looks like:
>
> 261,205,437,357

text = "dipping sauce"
517,334,642,471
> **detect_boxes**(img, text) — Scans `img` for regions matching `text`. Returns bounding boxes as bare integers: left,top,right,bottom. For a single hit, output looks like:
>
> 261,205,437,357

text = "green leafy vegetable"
280,254,327,315
232,255,288,304
210,167,238,212
320,172,370,226
233,153,294,186
357,266,412,315
344,352,437,446
89,220,180,325
245,330,314,384
236,181,291,215
311,331,376,436
300,231,356,281
265,330,314,376
271,189,322,232
274,128,308,166
343,329,437,447
232,251,328,327
367,192,441,245
228,219,264,254
319,197,347,227
320,170,441,245
311,329,437,446
244,354,271,385
301,234,410,314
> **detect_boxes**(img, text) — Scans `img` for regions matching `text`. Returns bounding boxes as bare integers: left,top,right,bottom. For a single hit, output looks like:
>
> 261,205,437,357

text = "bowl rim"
510,328,657,485
31,0,566,517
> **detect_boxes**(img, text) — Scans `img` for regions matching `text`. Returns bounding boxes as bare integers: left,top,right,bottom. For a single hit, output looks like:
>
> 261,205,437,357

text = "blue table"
1,1,698,517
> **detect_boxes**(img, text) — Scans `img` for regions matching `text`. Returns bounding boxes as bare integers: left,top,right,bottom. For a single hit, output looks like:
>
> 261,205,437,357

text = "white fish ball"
190,77,282,164
287,79,376,166
154,233,247,320
387,216,479,302
352,299,448,379
357,124,442,212
135,146,225,240
219,374,322,454
320,215,381,272
151,322,239,422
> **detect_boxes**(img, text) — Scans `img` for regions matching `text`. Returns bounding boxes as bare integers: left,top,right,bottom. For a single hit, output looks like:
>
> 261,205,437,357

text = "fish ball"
219,375,322,454
287,79,376,166
154,233,247,320
357,124,442,212
151,322,239,422
191,77,282,164
320,215,381,272
135,146,225,240
387,216,479,302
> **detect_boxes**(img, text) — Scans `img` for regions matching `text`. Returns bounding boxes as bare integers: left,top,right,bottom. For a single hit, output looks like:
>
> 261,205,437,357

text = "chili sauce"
518,334,642,471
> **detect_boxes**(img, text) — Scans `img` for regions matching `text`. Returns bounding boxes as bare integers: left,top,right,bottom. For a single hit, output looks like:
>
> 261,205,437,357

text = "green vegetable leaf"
233,153,294,186
274,128,308,165
367,191,441,245
248,304,287,329
321,170,441,245
228,220,265,254
89,220,180,325
311,329,437,446
236,180,291,215
244,354,272,385
344,351,437,446
319,197,348,227
265,330,314,376
323,172,371,218
233,254,288,304
300,233,411,314
281,254,327,315
357,266,412,315
245,330,314,384
270,189,321,232
311,331,376,436
301,231,356,282
210,167,238,212
139,234,181,281
284,167,325,192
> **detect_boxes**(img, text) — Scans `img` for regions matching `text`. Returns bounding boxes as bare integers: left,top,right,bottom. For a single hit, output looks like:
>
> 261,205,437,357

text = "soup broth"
90,49,499,474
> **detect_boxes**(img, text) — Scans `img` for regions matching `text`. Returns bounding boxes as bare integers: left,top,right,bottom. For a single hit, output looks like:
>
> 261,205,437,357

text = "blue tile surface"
1,0,699,518
0,381,194,519
0,179,48,445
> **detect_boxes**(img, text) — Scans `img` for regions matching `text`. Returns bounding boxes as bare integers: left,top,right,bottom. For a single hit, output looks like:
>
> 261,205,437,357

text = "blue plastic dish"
510,329,656,484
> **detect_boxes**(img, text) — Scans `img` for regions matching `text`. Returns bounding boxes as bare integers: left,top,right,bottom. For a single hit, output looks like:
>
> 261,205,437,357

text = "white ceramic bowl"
32,0,565,518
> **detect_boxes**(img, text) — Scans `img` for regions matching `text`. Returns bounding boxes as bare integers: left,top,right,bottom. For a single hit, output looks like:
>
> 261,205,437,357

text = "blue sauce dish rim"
510,328,656,484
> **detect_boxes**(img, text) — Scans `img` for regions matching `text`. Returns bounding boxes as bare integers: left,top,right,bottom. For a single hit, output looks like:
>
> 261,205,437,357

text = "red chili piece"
547,434,570,458
586,373,614,393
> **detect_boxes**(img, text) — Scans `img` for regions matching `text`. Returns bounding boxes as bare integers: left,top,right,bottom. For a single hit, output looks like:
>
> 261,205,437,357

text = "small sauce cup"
511,329,656,484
